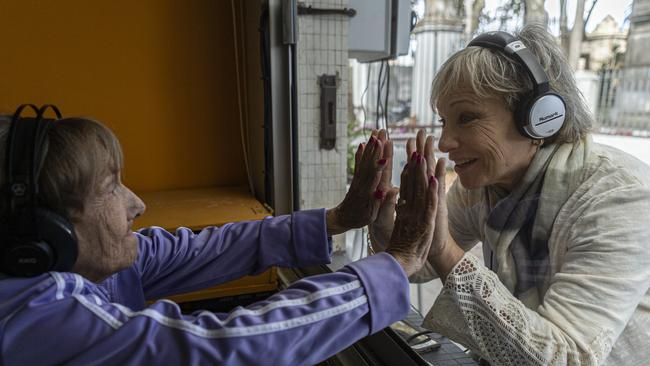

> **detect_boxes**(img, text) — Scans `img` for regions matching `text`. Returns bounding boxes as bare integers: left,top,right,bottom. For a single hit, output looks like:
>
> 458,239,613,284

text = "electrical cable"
237,0,253,191
384,61,391,138
231,0,255,197
259,6,273,207
376,60,385,131
360,62,372,139
377,61,386,125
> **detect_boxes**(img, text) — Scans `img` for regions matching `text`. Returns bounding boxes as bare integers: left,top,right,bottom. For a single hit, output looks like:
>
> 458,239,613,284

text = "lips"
452,158,478,172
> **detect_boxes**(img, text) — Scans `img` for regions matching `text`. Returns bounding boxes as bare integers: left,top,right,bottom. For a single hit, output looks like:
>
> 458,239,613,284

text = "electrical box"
348,0,412,62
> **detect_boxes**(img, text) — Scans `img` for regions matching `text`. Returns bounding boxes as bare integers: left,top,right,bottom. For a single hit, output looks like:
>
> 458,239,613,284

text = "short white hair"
430,23,592,143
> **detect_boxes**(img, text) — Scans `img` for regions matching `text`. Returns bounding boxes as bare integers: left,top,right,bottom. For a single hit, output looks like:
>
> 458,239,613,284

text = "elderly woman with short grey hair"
371,23,650,365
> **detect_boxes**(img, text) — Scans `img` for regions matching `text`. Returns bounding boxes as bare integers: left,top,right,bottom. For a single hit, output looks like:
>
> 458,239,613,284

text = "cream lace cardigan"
416,138,650,365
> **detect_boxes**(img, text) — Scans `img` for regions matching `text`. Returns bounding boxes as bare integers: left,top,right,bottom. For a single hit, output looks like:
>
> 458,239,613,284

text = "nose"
128,188,146,219
437,126,459,153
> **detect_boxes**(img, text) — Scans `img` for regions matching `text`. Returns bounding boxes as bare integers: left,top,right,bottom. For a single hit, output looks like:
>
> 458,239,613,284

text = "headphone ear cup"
34,208,78,272
514,93,566,140
1,237,54,277
523,93,566,139
514,94,536,139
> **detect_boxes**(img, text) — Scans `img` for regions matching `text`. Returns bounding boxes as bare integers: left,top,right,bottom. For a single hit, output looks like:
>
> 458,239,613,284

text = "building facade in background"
596,0,650,134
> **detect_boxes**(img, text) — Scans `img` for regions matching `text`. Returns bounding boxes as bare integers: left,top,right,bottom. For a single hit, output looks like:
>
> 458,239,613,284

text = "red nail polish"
429,175,435,184
374,189,385,199
403,163,408,169
378,158,387,165
369,136,376,146
411,151,417,161
358,143,363,150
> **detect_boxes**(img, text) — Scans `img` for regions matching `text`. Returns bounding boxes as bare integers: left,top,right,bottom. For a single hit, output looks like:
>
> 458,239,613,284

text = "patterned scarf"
483,137,588,308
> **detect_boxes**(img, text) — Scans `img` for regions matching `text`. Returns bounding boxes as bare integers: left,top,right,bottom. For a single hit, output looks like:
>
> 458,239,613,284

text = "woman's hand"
369,130,445,250
368,131,398,250
406,130,462,282
427,151,465,283
385,135,439,277
368,188,398,251
424,133,449,259
326,130,390,236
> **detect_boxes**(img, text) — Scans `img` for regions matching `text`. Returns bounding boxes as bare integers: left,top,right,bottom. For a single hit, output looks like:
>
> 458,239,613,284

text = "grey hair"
0,117,123,219
430,23,593,144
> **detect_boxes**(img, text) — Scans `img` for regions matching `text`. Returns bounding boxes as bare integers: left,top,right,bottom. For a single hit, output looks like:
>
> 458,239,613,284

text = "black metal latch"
318,74,339,150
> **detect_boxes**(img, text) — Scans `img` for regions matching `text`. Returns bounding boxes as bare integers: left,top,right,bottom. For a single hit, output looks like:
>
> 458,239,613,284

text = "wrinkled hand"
369,130,447,253
385,134,439,276
368,187,398,251
368,131,398,250
326,130,390,236
430,153,449,258
413,130,448,258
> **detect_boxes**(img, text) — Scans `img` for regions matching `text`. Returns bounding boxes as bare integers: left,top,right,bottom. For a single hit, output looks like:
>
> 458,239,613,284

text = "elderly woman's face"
437,89,538,191
72,171,146,282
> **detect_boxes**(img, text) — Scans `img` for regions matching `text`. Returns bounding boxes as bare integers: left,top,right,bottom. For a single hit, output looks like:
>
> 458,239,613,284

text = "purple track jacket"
0,209,410,365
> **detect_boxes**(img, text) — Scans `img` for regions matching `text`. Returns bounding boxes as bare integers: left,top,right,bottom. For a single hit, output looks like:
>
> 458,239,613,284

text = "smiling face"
437,89,539,191
71,171,146,282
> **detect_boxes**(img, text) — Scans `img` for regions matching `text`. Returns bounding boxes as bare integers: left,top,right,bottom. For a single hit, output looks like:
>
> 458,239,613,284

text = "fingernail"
403,163,408,169
411,151,417,161
358,143,363,150
378,158,387,165
369,136,376,146
429,175,435,184
374,189,385,199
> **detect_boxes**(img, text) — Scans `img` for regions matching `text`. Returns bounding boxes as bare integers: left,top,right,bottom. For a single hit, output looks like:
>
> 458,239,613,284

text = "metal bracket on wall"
318,73,339,150
297,3,356,17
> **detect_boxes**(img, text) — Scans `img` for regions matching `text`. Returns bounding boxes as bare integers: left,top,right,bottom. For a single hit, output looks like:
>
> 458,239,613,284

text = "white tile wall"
296,0,349,249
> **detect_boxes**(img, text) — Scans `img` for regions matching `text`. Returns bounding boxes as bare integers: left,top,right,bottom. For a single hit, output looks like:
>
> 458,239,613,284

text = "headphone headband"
466,31,566,140
6,105,56,222
467,31,549,94
2,104,78,276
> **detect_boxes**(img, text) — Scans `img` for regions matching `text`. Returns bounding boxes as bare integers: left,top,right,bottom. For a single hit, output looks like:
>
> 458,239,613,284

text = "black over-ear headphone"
467,31,566,140
1,104,78,277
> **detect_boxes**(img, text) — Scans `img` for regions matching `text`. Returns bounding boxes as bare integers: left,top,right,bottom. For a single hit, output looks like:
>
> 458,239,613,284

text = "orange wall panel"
0,1,247,191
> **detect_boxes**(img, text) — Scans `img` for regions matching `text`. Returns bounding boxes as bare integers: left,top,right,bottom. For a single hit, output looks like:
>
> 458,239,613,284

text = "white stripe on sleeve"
74,280,368,339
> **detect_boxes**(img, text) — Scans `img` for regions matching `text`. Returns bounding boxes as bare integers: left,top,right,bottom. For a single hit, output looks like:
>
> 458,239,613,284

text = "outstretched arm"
7,253,410,366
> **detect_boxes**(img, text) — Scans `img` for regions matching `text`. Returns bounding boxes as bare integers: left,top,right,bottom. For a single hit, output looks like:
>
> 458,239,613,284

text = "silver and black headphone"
1,104,78,277
467,31,566,140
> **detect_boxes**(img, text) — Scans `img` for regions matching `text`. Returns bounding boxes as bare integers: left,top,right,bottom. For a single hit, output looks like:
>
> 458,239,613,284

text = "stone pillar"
626,0,650,67
410,0,463,125
610,0,650,131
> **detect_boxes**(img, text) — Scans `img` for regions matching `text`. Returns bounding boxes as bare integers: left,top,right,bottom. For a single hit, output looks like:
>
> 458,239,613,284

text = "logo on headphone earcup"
2,208,77,276
516,92,566,140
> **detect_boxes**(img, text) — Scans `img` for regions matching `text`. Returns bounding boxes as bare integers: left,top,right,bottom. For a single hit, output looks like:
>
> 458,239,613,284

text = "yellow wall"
0,0,247,192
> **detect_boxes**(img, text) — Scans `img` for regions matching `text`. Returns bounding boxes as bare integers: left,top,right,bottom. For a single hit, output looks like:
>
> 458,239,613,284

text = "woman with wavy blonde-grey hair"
370,23,650,365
